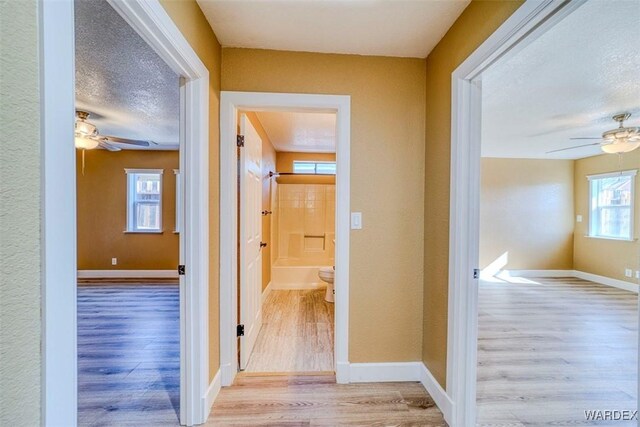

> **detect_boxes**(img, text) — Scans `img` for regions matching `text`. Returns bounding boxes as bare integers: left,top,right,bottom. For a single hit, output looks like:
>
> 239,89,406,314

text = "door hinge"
473,268,480,279
236,324,245,337
236,135,245,147
178,265,186,276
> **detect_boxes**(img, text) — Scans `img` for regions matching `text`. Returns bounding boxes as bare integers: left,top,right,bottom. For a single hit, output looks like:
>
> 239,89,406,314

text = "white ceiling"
75,0,179,149
196,0,470,58
482,0,640,160
255,111,336,153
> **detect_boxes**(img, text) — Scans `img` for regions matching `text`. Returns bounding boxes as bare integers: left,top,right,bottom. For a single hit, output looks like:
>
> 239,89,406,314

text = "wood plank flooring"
477,277,638,427
208,374,447,426
77,284,180,426
245,289,335,372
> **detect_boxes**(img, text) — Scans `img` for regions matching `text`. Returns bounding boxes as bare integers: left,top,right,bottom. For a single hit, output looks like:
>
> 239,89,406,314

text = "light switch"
351,212,362,230
576,215,582,223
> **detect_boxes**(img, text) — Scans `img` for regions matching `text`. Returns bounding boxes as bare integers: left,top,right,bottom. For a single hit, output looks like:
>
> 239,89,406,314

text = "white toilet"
318,267,334,303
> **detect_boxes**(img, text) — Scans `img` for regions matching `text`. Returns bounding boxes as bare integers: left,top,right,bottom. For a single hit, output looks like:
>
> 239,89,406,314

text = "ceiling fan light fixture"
74,135,100,150
601,139,640,154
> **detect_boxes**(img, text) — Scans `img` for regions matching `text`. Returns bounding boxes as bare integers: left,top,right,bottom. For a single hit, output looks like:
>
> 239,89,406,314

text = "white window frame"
587,169,637,241
125,168,164,233
293,160,337,175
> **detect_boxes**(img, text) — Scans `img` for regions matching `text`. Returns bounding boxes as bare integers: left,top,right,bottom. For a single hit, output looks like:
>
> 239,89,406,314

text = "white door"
239,113,263,370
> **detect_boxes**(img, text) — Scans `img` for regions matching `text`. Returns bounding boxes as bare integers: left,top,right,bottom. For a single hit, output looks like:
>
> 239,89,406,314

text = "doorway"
40,0,209,425
447,0,640,426
237,111,337,373
220,92,351,386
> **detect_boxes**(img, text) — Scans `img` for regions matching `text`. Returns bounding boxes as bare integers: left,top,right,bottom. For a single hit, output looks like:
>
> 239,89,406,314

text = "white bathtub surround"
271,264,329,289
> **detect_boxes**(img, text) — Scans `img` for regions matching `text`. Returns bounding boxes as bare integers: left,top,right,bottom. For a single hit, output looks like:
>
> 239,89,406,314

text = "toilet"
318,267,334,303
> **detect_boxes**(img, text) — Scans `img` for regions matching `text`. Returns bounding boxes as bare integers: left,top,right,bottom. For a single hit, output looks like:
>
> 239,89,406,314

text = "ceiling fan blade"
546,142,602,154
101,135,153,147
99,140,121,152
569,137,602,140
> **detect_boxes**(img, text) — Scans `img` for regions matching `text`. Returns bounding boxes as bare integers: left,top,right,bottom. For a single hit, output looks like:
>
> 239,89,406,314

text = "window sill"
123,230,164,234
584,235,636,242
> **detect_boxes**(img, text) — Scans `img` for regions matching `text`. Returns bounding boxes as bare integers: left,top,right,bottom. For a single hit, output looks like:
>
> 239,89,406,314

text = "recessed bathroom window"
293,161,336,175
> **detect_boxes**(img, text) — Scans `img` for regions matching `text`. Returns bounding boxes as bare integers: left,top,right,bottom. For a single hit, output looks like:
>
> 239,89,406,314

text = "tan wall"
223,48,426,362
276,152,336,185
76,150,179,270
423,0,524,388
242,112,277,291
574,151,640,282
480,158,575,271
160,0,222,380
0,0,42,424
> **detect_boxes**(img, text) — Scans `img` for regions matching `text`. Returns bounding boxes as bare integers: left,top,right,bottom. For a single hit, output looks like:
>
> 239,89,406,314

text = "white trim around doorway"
219,91,351,386
40,0,211,425
447,1,589,426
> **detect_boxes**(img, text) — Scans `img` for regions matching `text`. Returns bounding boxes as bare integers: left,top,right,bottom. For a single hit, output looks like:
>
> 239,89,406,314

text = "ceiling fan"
547,113,640,155
74,110,156,152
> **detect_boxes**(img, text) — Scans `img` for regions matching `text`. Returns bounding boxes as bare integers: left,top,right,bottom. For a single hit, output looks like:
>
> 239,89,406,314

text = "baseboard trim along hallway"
337,362,452,424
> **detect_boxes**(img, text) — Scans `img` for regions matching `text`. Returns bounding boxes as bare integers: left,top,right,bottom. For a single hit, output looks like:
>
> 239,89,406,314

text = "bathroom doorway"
238,110,337,373
220,92,351,385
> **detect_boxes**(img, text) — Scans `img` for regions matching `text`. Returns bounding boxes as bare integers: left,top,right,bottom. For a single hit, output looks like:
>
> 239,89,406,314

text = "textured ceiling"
255,111,336,153
75,0,179,149
196,0,470,58
482,0,640,160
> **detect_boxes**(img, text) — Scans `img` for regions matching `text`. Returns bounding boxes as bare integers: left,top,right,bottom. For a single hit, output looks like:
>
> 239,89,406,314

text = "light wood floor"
209,374,447,426
477,277,638,427
245,289,335,372
77,284,180,426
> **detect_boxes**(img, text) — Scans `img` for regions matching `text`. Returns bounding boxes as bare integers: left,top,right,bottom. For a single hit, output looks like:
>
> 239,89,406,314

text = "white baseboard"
496,269,638,293
203,369,221,422
336,361,350,384
496,269,574,278
270,282,326,290
573,270,638,293
419,363,453,425
348,362,422,383
262,281,273,304
77,269,178,279
220,362,235,387
346,362,452,423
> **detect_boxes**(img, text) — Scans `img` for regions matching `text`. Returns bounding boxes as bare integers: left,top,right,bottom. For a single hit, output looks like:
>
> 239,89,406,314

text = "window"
125,169,163,232
588,170,636,240
293,160,336,175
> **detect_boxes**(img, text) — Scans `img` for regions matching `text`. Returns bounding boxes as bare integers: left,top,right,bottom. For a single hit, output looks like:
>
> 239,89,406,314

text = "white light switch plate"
625,268,633,278
576,215,582,223
351,212,362,229
112,258,117,266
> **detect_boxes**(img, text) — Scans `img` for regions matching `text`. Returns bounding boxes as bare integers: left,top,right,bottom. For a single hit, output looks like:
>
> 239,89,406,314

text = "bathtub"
271,259,332,289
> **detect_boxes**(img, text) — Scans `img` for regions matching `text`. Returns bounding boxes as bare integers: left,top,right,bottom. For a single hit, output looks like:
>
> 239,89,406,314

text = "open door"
239,113,263,370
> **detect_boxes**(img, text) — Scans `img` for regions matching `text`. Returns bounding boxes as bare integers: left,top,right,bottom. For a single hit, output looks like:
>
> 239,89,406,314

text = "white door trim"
220,91,351,385
40,0,210,425
447,1,587,426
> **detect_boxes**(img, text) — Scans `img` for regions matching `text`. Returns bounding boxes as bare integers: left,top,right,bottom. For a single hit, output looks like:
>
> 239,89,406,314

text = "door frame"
220,91,351,385
446,1,588,426
40,0,210,425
